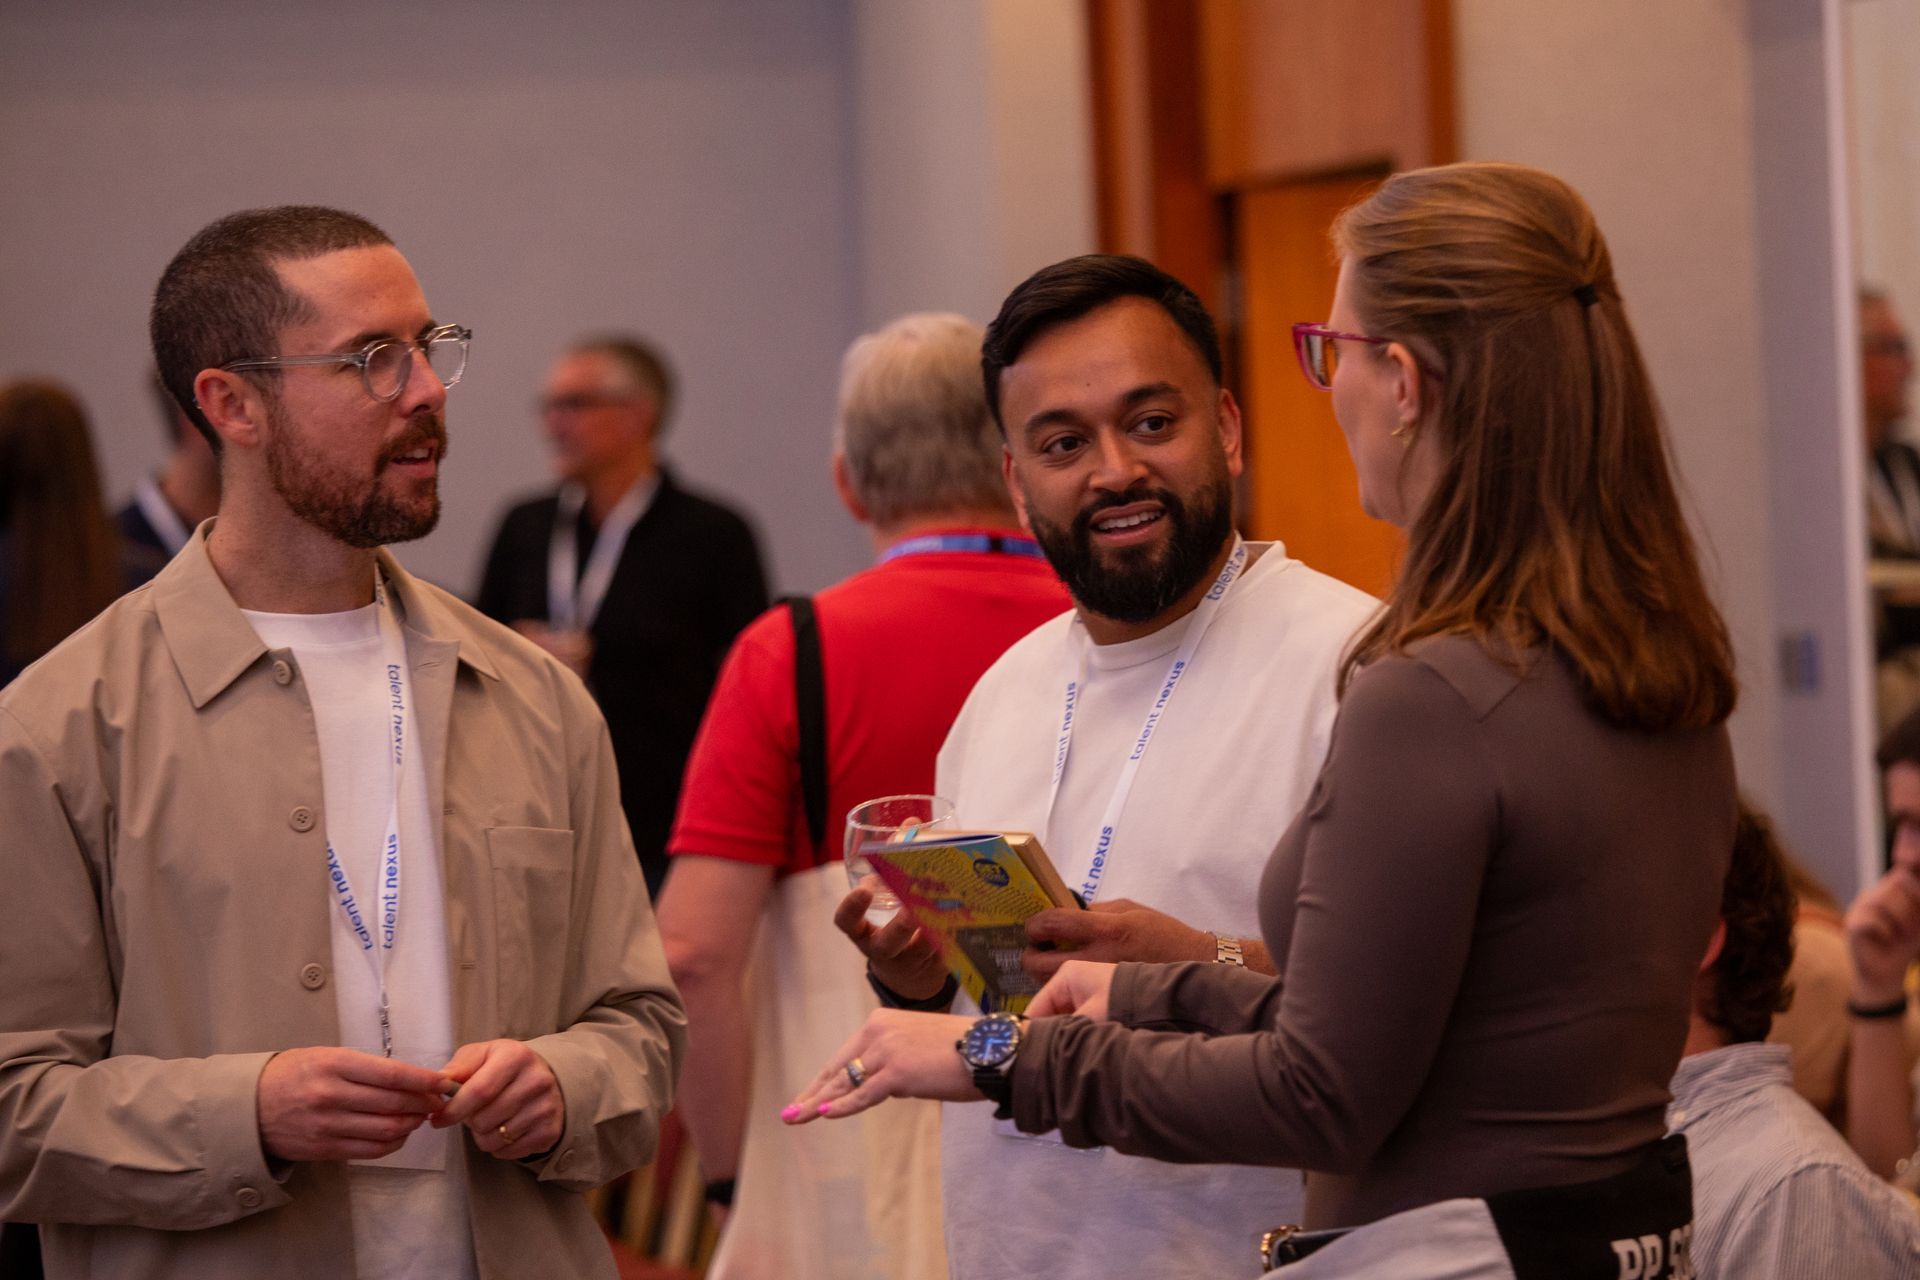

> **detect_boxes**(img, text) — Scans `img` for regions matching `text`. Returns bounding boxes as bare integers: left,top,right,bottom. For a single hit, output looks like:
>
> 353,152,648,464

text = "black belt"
1260,1135,1694,1277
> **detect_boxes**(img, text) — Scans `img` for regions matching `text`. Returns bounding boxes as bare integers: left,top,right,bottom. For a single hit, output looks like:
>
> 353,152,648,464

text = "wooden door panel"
1236,177,1402,596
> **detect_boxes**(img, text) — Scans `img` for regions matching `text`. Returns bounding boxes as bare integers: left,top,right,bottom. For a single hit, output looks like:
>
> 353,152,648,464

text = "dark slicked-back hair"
980,254,1222,431
150,206,393,452
1702,804,1798,1044
1876,705,1920,773
571,335,676,437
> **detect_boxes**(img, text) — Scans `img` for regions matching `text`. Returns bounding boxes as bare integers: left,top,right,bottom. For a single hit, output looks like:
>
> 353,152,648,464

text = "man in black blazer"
476,336,768,894
116,373,220,583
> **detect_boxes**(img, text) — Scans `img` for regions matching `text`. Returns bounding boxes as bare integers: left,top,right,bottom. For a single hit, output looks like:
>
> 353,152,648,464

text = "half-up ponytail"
1334,162,1736,733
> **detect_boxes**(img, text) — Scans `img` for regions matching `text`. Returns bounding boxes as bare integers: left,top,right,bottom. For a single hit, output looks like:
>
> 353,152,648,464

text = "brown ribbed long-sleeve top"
1010,636,1735,1229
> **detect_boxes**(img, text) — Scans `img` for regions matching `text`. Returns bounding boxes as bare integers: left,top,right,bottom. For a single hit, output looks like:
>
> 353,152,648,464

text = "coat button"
300,963,326,990
272,659,294,686
236,1186,262,1209
289,806,316,832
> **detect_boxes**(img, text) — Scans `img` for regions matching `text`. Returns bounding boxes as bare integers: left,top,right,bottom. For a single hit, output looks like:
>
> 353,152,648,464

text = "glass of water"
844,794,954,923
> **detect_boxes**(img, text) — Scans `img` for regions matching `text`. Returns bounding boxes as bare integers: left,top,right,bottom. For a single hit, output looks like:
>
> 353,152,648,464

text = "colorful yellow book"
867,831,1080,1014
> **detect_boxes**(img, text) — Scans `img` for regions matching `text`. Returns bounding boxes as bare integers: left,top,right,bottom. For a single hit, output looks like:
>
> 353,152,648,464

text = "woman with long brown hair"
785,163,1740,1276
0,378,133,1280
0,381,134,685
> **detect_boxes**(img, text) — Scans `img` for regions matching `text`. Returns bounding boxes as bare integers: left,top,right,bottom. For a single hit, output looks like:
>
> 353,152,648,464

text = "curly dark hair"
1701,803,1798,1043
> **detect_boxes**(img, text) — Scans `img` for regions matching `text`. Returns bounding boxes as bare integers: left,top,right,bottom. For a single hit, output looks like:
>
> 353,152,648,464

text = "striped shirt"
1669,1042,1920,1277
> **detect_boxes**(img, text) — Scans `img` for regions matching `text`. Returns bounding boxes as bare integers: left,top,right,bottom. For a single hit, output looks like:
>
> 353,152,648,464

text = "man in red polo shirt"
657,312,1067,1280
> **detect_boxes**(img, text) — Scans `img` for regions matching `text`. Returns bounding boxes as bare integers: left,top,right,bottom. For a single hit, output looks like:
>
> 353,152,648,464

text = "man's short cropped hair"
835,312,1011,528
1876,705,1920,773
980,254,1223,431
150,206,393,453
1701,804,1797,1044
572,336,676,437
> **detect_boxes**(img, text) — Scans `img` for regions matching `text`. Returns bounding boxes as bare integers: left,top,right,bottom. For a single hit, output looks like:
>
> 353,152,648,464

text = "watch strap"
1215,934,1247,966
972,1063,1015,1120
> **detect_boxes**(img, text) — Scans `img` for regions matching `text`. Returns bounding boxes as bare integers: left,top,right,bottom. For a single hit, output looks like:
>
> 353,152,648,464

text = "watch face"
960,1013,1021,1068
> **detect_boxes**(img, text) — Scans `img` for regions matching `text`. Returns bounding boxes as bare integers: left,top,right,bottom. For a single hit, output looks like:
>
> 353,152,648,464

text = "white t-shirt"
934,543,1377,1280
244,604,476,1280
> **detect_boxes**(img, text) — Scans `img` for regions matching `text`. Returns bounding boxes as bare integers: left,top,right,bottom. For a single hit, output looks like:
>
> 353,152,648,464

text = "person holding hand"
0,206,683,1280
795,163,1739,1277
1844,712,1920,1183
833,253,1377,1280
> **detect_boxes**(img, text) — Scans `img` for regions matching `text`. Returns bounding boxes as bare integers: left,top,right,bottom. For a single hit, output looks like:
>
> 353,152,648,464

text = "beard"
1028,468,1236,625
266,404,447,549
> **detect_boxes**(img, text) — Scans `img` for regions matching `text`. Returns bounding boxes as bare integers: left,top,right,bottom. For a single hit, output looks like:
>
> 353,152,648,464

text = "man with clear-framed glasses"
0,205,686,1280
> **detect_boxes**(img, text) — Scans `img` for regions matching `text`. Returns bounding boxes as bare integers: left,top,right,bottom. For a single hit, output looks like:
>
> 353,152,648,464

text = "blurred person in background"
1865,288,1917,561
1843,708,1920,1187
1861,288,1920,729
657,312,1067,1280
477,335,768,895
1673,805,1920,1276
117,369,220,577
0,380,144,687
1765,852,1855,1122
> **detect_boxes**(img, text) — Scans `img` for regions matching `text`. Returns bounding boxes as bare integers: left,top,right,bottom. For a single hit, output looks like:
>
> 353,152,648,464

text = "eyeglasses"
222,323,472,402
1290,322,1439,391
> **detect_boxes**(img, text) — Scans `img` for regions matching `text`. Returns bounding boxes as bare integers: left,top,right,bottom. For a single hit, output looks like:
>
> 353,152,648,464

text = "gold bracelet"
1214,934,1246,966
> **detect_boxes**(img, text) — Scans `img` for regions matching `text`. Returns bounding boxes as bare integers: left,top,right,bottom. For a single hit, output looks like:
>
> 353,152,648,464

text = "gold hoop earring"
1390,422,1416,448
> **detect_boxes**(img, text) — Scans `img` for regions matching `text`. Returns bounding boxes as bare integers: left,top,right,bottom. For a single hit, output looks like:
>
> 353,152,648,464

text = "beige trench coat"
0,529,686,1278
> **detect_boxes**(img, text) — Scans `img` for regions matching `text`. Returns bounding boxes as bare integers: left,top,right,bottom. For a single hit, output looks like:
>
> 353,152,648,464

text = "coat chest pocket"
485,825,574,1035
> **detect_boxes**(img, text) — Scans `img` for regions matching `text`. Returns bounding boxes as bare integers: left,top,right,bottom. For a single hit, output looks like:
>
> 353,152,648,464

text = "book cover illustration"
866,831,1078,1014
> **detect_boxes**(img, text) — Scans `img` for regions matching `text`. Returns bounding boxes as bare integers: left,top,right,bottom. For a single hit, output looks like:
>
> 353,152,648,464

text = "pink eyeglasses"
1291,323,1441,391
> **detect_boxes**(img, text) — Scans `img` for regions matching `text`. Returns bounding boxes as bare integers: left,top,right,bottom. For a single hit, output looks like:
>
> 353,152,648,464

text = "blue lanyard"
877,533,1048,565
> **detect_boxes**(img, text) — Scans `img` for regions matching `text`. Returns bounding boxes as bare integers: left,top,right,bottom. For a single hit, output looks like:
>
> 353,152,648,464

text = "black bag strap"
782,596,829,855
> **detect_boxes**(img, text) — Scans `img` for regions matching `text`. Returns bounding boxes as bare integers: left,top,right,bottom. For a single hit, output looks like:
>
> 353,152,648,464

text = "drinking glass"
844,794,954,923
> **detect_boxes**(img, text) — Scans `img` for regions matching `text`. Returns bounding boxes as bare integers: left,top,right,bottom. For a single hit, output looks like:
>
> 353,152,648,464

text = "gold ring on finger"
845,1057,868,1088
499,1124,514,1144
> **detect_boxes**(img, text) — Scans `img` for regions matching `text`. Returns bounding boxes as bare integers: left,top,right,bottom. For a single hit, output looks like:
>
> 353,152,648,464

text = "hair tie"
1572,282,1599,308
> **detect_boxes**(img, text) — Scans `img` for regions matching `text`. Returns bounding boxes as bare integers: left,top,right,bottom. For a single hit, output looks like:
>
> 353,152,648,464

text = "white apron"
709,862,947,1280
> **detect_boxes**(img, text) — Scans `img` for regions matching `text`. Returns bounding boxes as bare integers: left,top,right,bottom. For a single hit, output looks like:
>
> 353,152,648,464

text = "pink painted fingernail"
817,1103,832,1116
780,1105,801,1121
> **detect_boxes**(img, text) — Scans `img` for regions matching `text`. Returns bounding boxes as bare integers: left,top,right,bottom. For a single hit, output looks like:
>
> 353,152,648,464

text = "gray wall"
0,0,872,595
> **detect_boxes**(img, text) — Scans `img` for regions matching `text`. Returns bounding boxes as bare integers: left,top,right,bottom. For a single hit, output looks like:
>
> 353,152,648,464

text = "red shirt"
667,530,1069,874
